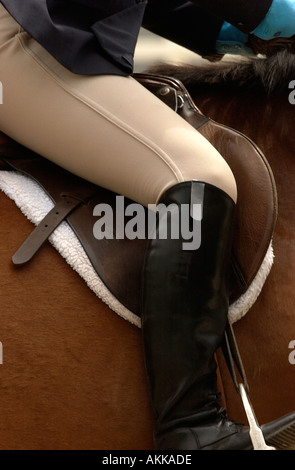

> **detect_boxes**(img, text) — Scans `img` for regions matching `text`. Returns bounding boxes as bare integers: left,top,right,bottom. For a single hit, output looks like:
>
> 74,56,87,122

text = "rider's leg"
0,4,295,450
0,4,236,207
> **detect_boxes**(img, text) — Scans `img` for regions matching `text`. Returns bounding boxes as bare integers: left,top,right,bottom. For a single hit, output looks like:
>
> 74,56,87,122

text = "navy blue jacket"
0,0,273,75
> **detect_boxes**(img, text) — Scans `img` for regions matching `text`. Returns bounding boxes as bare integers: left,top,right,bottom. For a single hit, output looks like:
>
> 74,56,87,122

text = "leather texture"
141,181,295,450
155,409,295,449
135,74,277,302
0,73,277,316
141,181,236,449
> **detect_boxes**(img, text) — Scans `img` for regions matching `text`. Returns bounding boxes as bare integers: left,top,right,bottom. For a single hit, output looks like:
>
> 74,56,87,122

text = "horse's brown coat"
0,193,155,449
1,55,295,448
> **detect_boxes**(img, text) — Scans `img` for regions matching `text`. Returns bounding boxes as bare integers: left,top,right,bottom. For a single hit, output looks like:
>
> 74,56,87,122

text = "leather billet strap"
12,196,83,265
223,322,249,394
0,143,100,266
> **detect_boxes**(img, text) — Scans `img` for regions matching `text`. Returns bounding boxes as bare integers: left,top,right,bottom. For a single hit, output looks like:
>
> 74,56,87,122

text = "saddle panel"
198,120,277,295
0,73,277,316
135,73,277,301
0,147,146,314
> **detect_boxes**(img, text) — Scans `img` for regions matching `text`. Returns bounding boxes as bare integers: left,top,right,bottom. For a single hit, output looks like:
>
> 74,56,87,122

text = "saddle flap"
136,74,277,300
0,73,277,316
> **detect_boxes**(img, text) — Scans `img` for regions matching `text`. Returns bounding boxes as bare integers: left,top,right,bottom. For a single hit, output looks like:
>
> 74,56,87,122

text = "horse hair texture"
147,50,295,95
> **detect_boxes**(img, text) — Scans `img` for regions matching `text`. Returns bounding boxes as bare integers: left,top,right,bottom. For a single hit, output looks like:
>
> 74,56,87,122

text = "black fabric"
142,0,273,57
0,0,273,75
142,2,224,58
192,0,272,32
0,0,147,75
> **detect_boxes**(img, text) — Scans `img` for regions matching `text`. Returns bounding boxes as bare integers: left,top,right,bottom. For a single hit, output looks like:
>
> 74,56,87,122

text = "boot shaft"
141,181,235,433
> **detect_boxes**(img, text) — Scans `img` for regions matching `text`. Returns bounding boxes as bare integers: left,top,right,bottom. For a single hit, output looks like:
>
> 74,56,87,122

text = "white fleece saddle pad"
0,170,274,326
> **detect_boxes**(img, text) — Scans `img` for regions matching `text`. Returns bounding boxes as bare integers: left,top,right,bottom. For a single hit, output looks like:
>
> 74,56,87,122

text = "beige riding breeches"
0,4,237,207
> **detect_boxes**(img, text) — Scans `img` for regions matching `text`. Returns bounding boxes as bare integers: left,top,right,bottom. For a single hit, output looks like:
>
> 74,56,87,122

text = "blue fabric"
252,0,295,39
216,21,256,55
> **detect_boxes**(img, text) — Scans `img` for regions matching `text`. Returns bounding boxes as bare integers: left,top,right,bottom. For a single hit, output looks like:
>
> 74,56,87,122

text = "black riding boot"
141,181,295,450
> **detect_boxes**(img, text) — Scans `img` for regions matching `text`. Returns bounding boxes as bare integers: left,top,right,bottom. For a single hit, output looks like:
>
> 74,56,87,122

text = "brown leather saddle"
0,73,277,318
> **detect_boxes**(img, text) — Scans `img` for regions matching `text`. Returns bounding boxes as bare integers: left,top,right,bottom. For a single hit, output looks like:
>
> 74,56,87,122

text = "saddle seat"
0,73,277,323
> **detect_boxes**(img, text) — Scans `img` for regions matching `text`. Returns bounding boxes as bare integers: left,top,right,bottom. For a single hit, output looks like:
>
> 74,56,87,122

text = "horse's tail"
144,60,254,91
144,50,291,95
